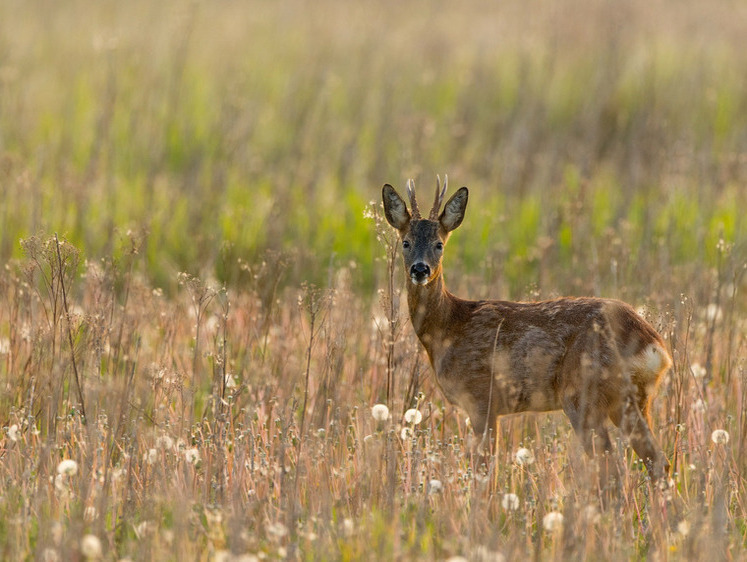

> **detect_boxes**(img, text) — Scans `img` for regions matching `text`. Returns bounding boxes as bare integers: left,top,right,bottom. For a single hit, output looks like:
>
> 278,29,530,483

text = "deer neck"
406,273,455,356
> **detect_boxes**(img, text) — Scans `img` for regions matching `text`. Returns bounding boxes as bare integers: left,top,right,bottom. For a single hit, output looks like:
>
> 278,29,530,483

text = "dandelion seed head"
428,479,443,494
542,511,564,532
8,424,20,442
514,447,534,466
711,429,729,444
474,546,506,562
80,534,102,559
400,426,413,440
582,504,600,524
501,493,520,511
57,459,78,476
371,403,390,422
404,408,423,425
41,548,59,562
266,521,288,538
677,519,690,536
692,398,706,413
185,448,200,464
690,362,707,378
145,448,158,465
156,434,174,450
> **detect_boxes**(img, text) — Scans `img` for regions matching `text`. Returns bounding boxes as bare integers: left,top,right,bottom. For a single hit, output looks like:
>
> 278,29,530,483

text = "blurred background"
1,0,745,299
2,2,747,559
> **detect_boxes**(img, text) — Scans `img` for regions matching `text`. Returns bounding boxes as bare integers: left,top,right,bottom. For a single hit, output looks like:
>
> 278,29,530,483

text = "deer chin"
410,275,430,286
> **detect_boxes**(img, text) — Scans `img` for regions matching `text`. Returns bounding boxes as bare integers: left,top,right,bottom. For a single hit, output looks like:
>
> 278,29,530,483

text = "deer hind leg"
609,391,669,482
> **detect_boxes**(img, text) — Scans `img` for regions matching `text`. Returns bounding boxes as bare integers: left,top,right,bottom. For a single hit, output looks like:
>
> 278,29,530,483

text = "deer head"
382,176,469,286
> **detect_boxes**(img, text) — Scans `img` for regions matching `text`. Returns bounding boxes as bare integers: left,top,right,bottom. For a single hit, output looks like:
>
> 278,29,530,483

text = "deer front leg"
610,394,670,482
562,394,621,497
467,405,496,466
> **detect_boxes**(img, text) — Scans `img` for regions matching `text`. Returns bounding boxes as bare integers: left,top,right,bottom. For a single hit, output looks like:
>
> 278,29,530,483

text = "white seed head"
156,434,174,450
266,521,288,538
428,479,443,494
514,447,535,466
145,448,158,465
400,426,413,440
677,519,690,536
542,511,564,532
185,448,201,464
711,429,729,444
501,493,520,511
693,398,706,413
8,424,20,442
371,403,390,422
404,408,423,425
57,459,78,476
690,362,707,378
80,534,102,559
582,504,600,524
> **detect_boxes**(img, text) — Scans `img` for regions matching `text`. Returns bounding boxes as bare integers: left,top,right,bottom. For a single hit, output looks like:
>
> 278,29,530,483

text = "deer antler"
406,179,421,220
429,174,448,220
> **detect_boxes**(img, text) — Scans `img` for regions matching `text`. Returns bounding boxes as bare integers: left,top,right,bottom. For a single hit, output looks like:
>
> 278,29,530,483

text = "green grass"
1,0,747,560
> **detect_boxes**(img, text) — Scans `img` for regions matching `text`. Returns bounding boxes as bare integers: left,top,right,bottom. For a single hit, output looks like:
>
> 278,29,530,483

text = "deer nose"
410,262,430,281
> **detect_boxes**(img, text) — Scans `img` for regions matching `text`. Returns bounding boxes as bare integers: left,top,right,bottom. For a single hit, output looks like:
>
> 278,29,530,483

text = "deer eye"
435,242,443,251
402,240,411,249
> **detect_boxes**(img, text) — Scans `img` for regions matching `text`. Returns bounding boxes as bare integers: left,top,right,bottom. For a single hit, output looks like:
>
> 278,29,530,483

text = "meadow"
1,0,746,559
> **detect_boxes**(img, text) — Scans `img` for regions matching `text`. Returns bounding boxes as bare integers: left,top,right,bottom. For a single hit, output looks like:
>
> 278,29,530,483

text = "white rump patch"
638,344,669,374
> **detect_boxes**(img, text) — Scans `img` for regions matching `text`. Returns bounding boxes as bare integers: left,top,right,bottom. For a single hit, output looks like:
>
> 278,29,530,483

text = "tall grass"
0,0,746,560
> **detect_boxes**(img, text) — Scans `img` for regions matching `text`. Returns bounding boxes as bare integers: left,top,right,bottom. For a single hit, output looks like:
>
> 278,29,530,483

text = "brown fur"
382,181,671,481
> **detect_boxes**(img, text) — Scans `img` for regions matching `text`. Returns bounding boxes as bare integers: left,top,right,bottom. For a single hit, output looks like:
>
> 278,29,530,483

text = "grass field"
1,0,746,560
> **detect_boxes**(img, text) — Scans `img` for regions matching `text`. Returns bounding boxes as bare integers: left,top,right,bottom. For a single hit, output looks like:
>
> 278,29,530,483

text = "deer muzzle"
410,262,431,285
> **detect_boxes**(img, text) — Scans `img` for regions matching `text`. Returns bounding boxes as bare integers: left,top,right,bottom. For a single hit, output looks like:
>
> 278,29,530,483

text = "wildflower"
266,521,288,539
582,504,600,524
185,448,200,464
501,493,520,511
80,534,102,559
145,448,158,465
400,426,413,440
705,304,722,323
57,459,78,476
41,548,59,562
404,408,423,424
8,424,20,442
677,519,690,536
690,363,707,378
711,429,729,444
371,403,389,422
156,434,174,450
428,479,443,494
474,546,506,562
514,447,534,466
542,511,564,532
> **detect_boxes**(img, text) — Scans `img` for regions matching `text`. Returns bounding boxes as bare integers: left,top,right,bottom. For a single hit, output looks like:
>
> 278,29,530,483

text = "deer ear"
439,187,468,232
382,184,411,231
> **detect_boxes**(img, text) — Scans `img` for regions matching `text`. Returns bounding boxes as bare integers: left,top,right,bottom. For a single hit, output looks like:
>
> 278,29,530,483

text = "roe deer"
382,177,671,481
